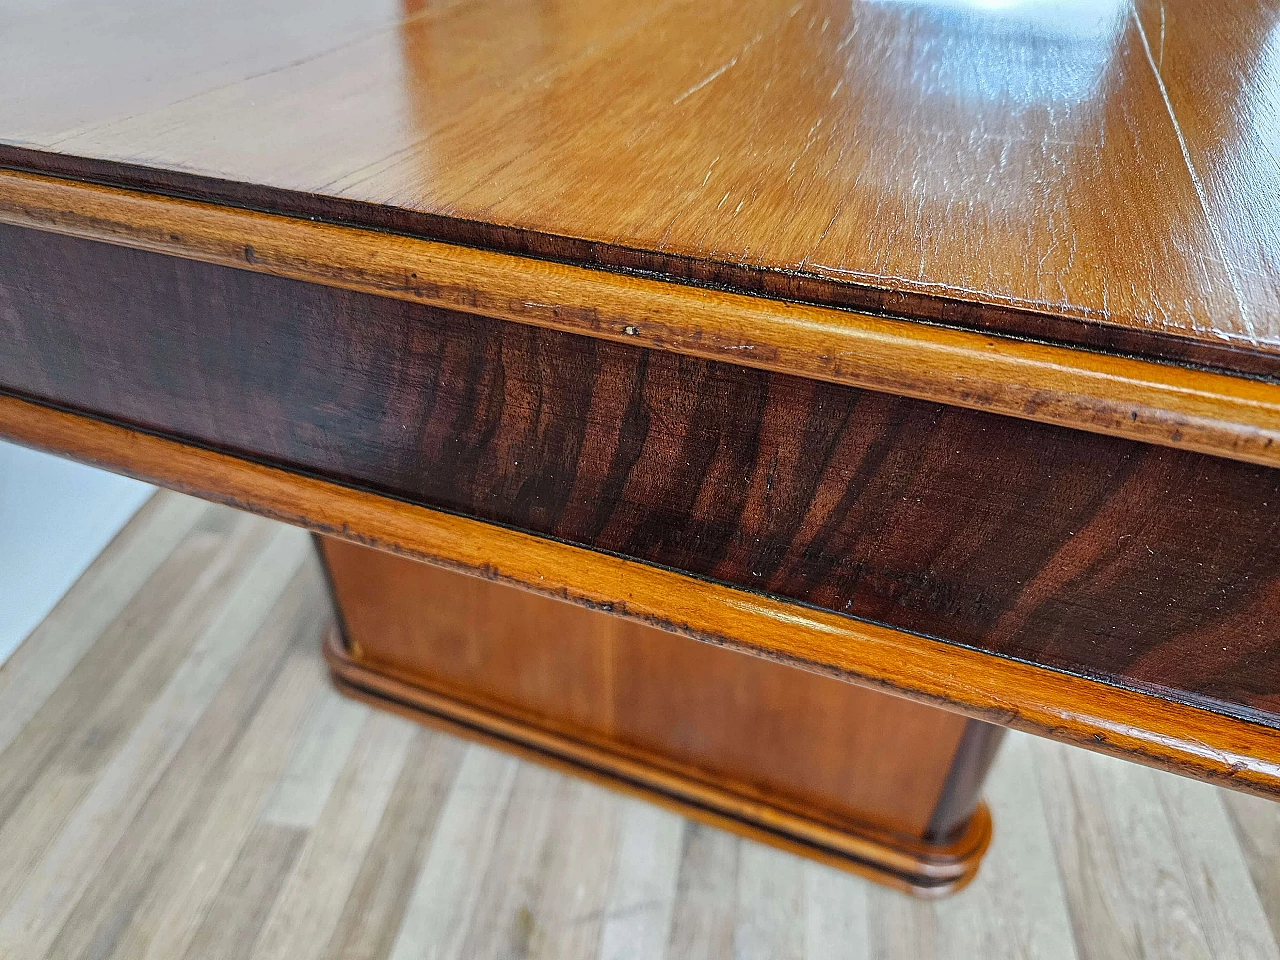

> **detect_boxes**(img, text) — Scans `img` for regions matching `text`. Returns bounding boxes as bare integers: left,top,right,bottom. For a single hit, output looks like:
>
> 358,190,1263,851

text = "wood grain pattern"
384,747,519,960
450,766,618,960
0,490,206,757
5,497,1280,959
122,641,329,960
1035,739,1280,960
597,802,684,960
249,710,414,960
0,512,243,921
1225,789,1280,950
180,822,307,960
4,392,1280,801
322,730,465,960
4,172,1280,466
4,225,1280,734
0,524,310,958
325,639,993,897
318,535,1000,889
2,0,1278,375
43,563,326,960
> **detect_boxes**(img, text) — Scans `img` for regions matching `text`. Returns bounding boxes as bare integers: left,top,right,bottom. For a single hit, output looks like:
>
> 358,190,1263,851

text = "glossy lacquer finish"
6,169,1280,469
5,225,1280,737
2,0,1278,374
318,536,1001,893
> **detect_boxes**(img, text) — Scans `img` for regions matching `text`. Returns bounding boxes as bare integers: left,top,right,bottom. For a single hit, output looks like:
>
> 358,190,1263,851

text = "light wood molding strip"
3,390,1280,798
322,633,989,896
2,169,1279,467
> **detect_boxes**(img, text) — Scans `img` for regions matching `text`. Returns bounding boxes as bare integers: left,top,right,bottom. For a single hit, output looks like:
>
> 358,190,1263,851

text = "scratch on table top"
672,56,741,106
1131,3,1256,342
1158,1,1166,71
672,1,803,106
50,0,461,151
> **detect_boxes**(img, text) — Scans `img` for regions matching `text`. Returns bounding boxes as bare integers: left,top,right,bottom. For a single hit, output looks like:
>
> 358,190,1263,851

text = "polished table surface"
3,0,1280,799
4,0,1279,373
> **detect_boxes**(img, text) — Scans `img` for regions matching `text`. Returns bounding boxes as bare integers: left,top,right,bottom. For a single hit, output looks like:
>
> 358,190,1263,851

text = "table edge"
2,167,1279,468
3,390,1279,799
4,143,1278,381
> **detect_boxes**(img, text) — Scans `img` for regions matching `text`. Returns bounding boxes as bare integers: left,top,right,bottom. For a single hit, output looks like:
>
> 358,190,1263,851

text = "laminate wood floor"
3,490,1279,960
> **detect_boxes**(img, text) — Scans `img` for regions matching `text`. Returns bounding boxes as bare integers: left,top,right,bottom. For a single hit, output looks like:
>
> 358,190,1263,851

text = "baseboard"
323,628,990,897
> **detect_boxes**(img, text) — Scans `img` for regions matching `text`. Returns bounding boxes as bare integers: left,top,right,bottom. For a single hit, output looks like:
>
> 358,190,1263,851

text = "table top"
4,0,1278,378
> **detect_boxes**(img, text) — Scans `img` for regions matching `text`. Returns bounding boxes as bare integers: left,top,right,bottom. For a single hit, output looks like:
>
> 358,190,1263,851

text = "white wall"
0,440,154,664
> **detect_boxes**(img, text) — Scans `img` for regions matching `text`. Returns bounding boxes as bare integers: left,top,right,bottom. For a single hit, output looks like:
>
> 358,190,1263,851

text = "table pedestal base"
318,537,1001,896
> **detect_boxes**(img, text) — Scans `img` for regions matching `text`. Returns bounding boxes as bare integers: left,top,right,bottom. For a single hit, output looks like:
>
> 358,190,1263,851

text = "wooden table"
3,0,1279,896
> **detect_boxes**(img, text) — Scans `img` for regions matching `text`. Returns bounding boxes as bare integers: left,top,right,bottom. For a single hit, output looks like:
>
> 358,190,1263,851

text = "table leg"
316,536,1002,896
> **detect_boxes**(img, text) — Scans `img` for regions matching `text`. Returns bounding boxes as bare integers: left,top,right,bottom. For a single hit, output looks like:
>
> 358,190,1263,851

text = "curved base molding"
323,630,991,897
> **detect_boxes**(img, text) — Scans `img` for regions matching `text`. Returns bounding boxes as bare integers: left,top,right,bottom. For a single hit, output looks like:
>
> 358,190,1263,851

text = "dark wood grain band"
4,223,1280,744
6,390,1280,797
3,171,1280,467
